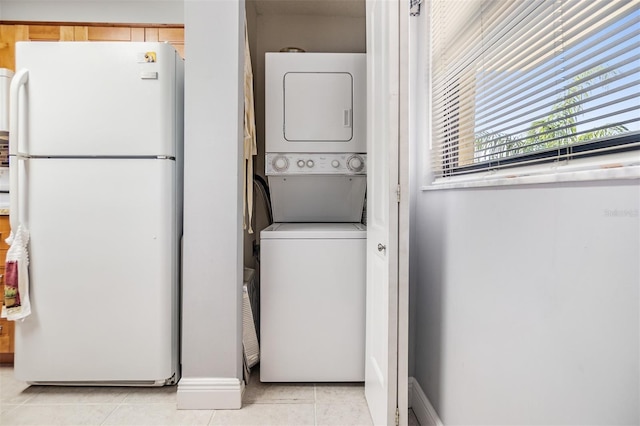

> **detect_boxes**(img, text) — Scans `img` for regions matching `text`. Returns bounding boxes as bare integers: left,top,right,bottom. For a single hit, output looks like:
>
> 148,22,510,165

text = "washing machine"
260,52,367,382
260,222,366,382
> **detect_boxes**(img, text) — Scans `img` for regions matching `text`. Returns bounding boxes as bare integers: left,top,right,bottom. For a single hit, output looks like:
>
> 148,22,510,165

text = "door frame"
363,0,410,424
397,0,410,422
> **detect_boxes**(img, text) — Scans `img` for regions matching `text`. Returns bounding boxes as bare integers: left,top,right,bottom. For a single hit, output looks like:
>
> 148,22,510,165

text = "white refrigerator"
9,42,183,385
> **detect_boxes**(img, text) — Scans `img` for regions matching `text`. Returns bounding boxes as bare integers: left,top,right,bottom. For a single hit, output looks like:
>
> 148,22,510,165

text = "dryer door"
284,72,353,142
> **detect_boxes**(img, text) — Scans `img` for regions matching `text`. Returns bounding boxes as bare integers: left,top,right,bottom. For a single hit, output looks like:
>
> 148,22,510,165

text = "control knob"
297,159,306,168
331,160,340,168
272,155,289,172
346,155,365,173
306,160,315,168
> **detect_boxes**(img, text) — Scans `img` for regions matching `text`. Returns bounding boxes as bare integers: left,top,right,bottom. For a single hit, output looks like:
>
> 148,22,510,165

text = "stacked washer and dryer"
260,52,367,382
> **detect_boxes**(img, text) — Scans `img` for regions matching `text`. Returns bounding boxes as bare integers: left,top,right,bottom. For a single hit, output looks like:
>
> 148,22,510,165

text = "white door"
365,0,401,424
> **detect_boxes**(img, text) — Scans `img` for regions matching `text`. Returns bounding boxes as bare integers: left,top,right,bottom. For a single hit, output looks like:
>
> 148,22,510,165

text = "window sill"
422,152,640,191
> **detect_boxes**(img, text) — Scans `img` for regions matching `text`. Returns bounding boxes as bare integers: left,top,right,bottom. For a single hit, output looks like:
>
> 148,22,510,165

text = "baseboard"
408,377,414,408
177,377,244,409
409,376,443,426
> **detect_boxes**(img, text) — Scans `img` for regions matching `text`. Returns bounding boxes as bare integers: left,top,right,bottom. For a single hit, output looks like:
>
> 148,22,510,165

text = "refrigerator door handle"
9,69,29,230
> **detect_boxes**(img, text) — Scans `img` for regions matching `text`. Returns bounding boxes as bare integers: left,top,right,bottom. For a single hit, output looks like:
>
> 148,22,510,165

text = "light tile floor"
0,366,420,425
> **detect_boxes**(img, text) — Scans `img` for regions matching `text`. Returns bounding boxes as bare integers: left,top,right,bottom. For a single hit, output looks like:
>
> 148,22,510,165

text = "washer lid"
260,222,366,239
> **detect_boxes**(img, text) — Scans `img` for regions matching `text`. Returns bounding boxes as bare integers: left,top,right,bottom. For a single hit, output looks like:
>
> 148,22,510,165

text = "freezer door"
15,42,178,157
14,158,179,384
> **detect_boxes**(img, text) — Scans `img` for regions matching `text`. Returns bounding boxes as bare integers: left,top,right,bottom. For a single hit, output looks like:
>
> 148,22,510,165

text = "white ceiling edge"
0,0,184,24
248,0,365,18
0,0,362,24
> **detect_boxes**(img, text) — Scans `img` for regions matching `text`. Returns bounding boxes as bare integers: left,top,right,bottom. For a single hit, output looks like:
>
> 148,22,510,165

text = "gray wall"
410,8,640,426
413,182,639,425
0,0,183,23
181,0,243,382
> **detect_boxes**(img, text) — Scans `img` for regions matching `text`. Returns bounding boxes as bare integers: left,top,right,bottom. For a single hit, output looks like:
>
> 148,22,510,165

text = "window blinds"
430,0,640,178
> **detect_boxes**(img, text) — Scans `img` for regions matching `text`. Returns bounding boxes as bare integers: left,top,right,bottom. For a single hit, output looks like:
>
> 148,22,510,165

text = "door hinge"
395,407,400,426
396,184,401,203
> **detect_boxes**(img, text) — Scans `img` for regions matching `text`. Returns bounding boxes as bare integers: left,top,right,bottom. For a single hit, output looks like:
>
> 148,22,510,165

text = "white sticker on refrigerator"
140,72,159,80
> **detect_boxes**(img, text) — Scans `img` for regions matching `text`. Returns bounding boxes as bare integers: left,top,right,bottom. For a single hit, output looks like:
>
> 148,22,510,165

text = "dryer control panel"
266,153,367,175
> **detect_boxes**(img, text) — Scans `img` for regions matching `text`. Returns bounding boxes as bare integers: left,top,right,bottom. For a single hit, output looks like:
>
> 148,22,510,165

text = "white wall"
0,0,183,24
410,11,640,424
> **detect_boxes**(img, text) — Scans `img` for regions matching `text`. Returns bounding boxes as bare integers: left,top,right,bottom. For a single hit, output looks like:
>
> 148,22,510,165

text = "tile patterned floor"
0,366,420,425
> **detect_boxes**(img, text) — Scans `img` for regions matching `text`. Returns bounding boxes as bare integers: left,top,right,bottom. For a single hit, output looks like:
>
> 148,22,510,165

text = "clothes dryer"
265,53,366,154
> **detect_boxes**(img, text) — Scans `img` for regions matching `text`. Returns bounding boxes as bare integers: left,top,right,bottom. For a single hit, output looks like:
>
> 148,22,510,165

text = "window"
430,0,640,179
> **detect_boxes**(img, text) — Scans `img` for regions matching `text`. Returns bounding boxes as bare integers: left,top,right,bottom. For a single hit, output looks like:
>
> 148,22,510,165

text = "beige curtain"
243,16,257,233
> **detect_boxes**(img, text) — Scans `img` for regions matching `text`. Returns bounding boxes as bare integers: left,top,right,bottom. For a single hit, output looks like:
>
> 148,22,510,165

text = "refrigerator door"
14,158,179,384
14,42,178,157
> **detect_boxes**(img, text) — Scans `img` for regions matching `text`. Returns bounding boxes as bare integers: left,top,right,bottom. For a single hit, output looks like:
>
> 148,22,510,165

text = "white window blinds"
430,0,640,178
